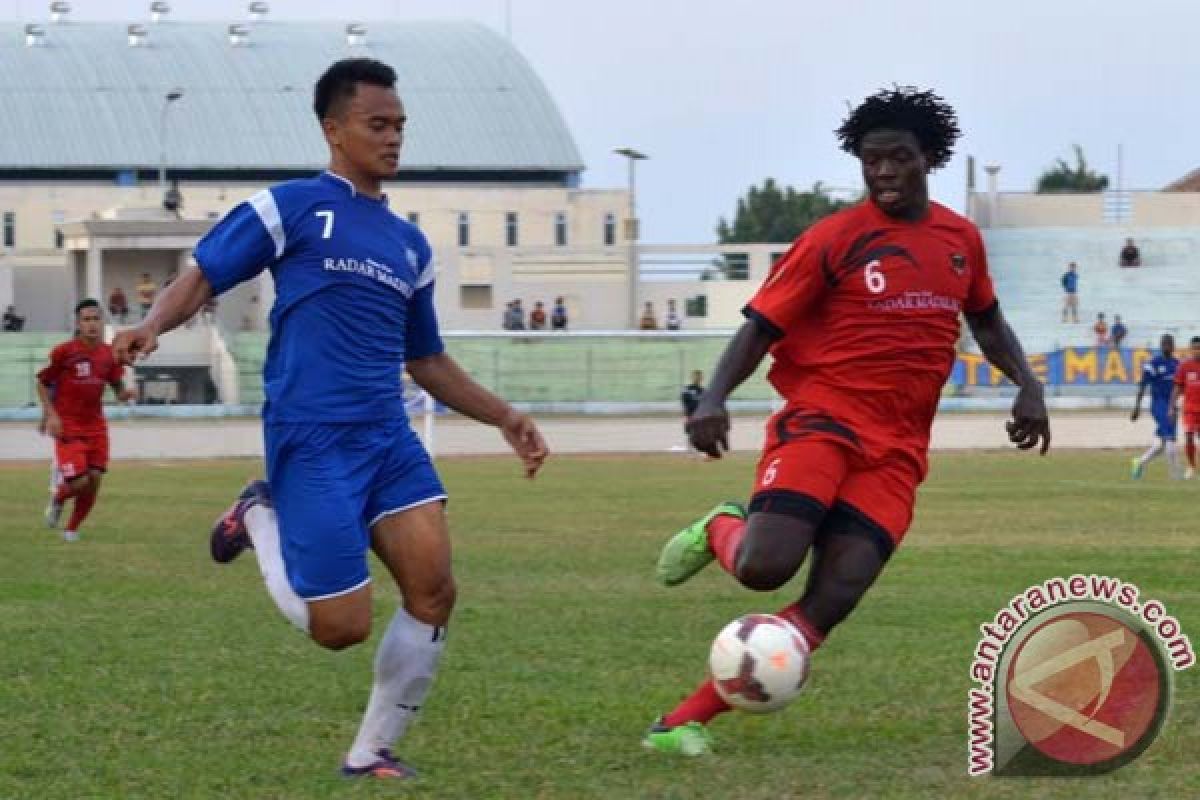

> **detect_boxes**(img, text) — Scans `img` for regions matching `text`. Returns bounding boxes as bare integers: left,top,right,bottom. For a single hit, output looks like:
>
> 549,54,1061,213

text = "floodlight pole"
614,147,648,328
158,89,184,192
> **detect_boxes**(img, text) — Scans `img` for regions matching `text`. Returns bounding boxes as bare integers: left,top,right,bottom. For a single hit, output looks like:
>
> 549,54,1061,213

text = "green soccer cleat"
642,718,714,756
1131,457,1144,480
656,502,745,587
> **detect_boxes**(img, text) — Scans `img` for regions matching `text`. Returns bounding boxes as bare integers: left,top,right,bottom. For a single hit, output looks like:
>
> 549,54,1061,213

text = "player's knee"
407,576,457,626
311,616,371,651
734,551,794,591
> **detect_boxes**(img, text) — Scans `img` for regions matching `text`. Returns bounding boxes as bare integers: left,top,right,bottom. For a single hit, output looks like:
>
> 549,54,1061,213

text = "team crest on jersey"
950,253,967,275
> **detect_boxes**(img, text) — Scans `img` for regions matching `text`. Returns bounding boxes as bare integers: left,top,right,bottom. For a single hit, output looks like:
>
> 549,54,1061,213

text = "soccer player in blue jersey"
113,59,548,780
1131,333,1180,479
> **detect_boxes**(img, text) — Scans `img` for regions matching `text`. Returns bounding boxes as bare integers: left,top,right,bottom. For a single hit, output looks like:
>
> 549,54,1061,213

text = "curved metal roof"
0,20,583,173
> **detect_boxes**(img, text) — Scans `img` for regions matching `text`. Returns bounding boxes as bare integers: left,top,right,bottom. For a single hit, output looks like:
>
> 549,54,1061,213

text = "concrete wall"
969,189,1200,228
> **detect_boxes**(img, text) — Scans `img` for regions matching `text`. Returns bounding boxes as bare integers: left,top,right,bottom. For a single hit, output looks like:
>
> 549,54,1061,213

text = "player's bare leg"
342,500,453,778
1186,433,1197,479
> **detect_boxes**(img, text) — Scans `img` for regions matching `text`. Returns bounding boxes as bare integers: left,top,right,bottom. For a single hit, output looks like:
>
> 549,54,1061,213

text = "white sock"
1166,441,1180,475
1138,440,1164,466
346,608,447,767
245,505,309,632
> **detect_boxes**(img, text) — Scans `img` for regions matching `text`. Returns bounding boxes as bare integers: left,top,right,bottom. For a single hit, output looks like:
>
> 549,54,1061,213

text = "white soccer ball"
709,613,811,713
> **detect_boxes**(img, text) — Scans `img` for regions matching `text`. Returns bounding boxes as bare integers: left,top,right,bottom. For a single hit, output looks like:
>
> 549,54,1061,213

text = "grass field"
1,451,1197,799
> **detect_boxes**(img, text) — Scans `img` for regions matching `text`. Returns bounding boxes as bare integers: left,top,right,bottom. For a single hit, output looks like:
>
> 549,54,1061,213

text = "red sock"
54,482,79,503
777,604,827,651
709,515,746,575
66,489,97,531
662,679,731,727
1188,437,1197,468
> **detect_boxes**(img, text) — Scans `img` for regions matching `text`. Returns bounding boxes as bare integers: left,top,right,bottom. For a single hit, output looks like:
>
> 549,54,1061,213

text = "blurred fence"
0,330,1161,411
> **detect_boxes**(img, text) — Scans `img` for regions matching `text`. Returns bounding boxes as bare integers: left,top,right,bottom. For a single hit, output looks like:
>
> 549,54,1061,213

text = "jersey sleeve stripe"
248,189,286,259
414,262,436,290
742,305,784,340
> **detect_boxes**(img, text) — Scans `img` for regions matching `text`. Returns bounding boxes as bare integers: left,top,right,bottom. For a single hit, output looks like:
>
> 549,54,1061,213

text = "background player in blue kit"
113,59,548,780
1131,333,1180,479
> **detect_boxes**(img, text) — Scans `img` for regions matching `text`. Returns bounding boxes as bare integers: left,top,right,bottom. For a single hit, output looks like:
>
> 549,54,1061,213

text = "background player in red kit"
37,298,135,542
644,87,1050,755
1170,335,1200,479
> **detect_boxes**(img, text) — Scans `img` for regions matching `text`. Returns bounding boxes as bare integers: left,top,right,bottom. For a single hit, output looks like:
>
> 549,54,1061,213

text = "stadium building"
0,2,642,333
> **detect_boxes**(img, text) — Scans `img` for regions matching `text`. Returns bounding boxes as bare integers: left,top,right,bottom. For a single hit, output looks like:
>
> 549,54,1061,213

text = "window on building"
603,213,616,246
460,285,493,310
505,212,519,247
685,295,707,317
554,212,568,247
407,211,420,226
2,212,14,248
457,212,470,247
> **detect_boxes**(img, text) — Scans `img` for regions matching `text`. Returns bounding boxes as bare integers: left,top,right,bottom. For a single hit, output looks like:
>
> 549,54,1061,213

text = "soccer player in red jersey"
36,298,135,542
1170,335,1200,479
644,87,1050,755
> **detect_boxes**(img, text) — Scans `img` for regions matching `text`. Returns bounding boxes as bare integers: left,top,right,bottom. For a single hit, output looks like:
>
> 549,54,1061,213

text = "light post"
158,88,184,193
614,147,648,328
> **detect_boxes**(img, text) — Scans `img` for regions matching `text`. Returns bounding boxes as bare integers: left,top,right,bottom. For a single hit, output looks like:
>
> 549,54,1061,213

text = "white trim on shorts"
368,493,448,528
301,575,372,603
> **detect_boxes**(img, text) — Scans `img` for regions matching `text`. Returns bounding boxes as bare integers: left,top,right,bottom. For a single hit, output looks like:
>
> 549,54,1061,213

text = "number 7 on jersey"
316,210,335,239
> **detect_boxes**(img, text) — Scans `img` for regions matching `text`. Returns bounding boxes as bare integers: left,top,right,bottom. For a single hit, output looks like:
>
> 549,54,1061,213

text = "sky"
5,0,1199,243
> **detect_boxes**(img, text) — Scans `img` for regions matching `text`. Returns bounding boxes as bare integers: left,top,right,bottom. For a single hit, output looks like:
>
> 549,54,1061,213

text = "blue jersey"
1141,354,1178,413
195,171,442,423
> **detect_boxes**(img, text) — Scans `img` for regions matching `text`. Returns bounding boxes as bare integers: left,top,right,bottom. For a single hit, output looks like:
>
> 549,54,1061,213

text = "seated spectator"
665,298,682,331
108,286,129,324
1093,312,1108,346
502,300,525,331
551,296,568,331
1110,315,1127,349
1119,237,1141,268
2,304,25,332
529,300,547,330
639,301,659,331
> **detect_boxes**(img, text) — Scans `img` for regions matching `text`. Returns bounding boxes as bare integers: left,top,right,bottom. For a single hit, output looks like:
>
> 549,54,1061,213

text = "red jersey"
745,201,996,463
1173,359,1200,413
37,339,124,436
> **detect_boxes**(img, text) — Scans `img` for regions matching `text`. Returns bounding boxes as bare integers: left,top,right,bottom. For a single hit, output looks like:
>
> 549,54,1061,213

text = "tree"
717,179,852,244
1035,145,1109,193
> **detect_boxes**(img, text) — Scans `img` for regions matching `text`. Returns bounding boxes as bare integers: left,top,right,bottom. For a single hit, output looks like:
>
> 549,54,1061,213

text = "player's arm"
406,353,547,478
35,348,62,437
687,320,774,458
1131,371,1149,421
112,268,213,364
965,302,1051,454
1168,384,1181,420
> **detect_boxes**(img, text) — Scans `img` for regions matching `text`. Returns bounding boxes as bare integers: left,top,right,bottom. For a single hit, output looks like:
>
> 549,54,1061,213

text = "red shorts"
1184,412,1200,435
54,432,109,481
748,408,924,549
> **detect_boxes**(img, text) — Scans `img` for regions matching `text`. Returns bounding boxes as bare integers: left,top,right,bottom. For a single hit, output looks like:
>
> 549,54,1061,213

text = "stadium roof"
0,19,584,178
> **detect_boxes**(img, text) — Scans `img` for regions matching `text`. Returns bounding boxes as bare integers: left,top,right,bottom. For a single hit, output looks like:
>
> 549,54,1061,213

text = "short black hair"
75,298,100,315
313,58,397,120
836,86,961,171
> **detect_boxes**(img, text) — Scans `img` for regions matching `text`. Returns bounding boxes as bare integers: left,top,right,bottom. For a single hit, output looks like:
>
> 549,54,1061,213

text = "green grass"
0,451,1197,799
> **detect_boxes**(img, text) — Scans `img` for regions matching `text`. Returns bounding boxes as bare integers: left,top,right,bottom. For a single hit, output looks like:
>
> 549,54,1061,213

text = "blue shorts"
1152,407,1177,440
264,419,447,600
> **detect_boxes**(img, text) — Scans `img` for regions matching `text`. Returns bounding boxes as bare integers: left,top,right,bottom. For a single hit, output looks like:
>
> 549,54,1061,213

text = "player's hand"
1130,408,1140,422
687,400,731,458
112,325,159,365
1007,384,1050,455
118,387,137,405
501,410,548,479
41,413,62,439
